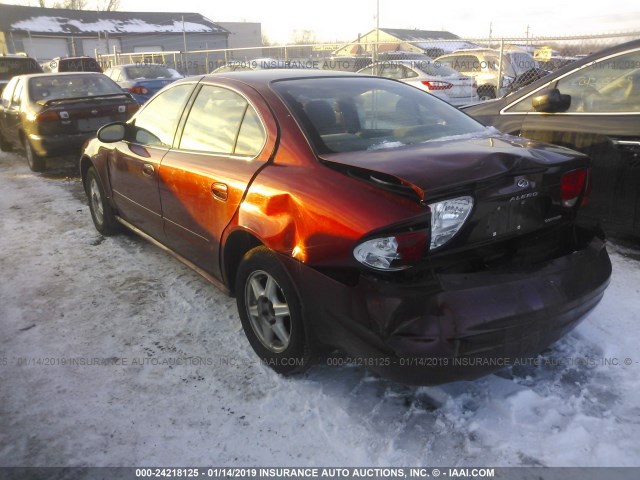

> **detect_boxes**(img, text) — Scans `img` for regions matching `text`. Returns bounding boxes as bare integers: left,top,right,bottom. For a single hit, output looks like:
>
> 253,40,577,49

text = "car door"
158,81,277,279
1,78,23,149
108,83,196,240
506,47,640,235
0,77,18,144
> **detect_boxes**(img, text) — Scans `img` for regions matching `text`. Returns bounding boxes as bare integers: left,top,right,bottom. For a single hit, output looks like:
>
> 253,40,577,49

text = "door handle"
142,163,155,176
211,182,228,201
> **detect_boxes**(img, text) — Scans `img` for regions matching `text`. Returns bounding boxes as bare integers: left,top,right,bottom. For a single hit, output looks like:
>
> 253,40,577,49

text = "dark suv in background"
42,56,103,73
0,54,43,93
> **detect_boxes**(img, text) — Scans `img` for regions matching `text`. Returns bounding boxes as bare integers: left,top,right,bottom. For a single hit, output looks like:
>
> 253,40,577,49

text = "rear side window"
179,85,265,157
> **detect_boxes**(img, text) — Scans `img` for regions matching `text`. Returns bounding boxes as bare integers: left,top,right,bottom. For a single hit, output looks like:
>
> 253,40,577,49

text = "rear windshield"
412,61,460,76
0,58,42,80
125,65,172,80
273,76,487,154
438,55,499,72
28,74,124,102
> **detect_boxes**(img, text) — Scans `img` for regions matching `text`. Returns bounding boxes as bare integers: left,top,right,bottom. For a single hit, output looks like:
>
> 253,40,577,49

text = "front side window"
274,77,487,154
179,85,265,156
555,50,640,113
132,84,193,147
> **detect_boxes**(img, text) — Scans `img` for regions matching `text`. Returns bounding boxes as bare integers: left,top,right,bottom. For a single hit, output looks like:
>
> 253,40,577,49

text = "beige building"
333,28,478,58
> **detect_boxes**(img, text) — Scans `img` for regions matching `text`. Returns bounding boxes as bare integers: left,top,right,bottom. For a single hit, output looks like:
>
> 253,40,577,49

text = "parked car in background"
321,56,372,72
104,63,179,104
0,53,43,93
0,72,138,171
211,57,316,73
43,56,103,73
436,49,540,99
80,70,610,385
463,39,640,237
357,59,478,106
538,56,579,72
378,52,433,61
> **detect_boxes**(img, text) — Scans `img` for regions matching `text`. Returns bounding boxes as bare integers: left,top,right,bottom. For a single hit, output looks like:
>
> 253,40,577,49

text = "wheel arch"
222,228,264,296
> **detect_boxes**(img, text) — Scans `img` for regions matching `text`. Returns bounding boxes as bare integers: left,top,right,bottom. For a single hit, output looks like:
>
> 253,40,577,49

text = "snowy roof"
415,41,481,53
0,4,229,36
380,28,460,42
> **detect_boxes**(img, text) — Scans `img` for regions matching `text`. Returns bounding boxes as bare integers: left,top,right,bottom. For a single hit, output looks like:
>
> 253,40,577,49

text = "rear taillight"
35,110,59,122
422,81,453,90
127,103,140,114
354,230,429,271
128,86,149,95
561,168,589,208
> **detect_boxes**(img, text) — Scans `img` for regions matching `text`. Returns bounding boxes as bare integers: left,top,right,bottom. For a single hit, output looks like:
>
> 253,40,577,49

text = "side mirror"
532,88,571,113
97,122,126,143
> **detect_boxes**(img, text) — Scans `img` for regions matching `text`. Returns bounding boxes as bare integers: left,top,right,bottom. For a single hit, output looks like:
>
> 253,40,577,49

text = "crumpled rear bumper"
284,231,612,385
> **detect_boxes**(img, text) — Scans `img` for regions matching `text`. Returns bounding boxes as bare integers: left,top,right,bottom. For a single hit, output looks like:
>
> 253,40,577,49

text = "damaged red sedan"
80,70,611,385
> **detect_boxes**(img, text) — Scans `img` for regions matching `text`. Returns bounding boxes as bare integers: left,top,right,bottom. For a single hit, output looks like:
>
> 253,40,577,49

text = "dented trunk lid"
320,134,591,247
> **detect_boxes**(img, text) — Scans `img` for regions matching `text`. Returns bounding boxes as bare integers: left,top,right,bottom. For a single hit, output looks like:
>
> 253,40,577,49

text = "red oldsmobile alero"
80,70,611,384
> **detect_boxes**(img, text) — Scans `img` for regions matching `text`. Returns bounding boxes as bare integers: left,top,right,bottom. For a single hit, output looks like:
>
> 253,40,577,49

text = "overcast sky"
7,0,640,43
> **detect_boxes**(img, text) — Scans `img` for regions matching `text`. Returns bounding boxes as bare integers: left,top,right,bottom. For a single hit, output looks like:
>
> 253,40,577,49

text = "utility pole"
182,15,189,75
374,0,380,74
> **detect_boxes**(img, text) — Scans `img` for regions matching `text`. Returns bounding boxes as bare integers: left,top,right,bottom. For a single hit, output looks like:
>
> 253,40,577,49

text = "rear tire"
235,247,311,375
85,166,120,236
24,140,45,172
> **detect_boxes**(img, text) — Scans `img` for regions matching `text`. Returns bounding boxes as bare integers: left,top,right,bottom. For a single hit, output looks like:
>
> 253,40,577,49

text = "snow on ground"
0,150,639,467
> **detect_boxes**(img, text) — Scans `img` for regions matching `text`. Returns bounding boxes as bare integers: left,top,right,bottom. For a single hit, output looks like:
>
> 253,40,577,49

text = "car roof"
115,63,168,68
16,72,107,80
367,60,432,66
199,69,362,84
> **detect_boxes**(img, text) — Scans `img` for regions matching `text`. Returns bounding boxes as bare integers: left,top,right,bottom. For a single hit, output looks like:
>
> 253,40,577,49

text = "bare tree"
96,0,120,11
292,29,316,45
36,0,119,10
59,0,88,9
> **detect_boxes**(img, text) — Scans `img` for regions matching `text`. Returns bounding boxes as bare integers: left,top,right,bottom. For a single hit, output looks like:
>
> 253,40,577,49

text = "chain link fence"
96,31,640,104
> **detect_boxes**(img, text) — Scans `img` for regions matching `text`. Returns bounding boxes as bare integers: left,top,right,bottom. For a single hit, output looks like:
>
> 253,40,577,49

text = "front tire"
85,166,120,235
235,247,311,375
24,139,45,172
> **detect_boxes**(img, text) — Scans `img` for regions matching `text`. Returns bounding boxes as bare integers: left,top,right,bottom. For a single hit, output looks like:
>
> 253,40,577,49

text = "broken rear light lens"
354,230,429,271
561,168,589,208
429,196,474,250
